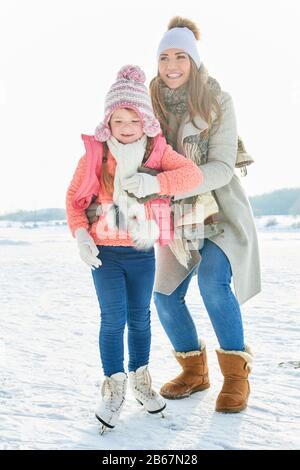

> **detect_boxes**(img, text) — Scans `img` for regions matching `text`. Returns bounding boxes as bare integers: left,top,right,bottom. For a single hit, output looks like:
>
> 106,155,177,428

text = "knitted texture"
157,144,203,195
65,155,90,236
95,65,161,142
157,27,201,68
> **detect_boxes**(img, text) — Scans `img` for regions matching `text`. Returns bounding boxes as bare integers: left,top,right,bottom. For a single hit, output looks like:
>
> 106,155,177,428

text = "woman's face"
158,48,191,89
110,108,144,144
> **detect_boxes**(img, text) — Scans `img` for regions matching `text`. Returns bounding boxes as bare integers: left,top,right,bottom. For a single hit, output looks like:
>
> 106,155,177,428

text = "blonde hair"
150,16,222,138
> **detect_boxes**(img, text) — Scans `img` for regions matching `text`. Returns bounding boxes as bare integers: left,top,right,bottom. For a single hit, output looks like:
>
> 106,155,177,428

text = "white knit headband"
157,27,201,69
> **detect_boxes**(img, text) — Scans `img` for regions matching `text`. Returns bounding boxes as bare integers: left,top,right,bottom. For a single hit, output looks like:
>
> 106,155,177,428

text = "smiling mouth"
166,74,183,79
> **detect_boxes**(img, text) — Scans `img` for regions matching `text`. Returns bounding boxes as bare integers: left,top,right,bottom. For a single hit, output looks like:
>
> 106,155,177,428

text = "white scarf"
107,135,147,205
105,135,159,250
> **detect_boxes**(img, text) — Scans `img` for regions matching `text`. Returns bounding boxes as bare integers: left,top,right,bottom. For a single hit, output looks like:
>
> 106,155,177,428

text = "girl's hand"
122,173,160,198
75,228,102,270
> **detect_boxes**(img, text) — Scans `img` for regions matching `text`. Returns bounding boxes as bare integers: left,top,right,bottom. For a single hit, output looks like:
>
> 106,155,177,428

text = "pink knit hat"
95,65,161,142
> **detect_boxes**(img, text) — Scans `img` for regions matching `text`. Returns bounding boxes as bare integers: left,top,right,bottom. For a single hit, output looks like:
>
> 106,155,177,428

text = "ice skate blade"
95,413,114,435
100,425,106,435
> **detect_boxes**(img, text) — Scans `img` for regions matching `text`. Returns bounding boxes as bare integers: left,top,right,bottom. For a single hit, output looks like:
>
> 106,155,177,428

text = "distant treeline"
1,188,300,221
249,188,300,216
0,208,66,222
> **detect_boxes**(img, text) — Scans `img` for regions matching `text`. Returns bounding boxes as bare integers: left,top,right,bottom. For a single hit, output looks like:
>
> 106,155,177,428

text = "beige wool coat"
154,91,261,305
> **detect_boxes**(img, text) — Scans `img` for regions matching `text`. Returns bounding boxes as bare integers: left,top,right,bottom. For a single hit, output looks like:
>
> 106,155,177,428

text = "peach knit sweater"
66,144,203,246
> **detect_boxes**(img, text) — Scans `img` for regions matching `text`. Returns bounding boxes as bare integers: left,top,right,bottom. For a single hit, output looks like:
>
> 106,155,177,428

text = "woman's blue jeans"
154,239,245,352
91,245,155,377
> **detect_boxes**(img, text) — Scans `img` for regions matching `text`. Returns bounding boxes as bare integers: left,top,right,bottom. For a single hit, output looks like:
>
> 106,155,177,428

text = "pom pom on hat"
117,65,146,84
143,117,161,137
95,123,111,142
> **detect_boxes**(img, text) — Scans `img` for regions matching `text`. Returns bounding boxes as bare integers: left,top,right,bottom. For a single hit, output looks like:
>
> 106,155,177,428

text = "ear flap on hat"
143,117,161,138
95,123,111,142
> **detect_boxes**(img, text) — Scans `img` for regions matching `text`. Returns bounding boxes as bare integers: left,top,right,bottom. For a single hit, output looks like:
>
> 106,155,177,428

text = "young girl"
65,65,203,431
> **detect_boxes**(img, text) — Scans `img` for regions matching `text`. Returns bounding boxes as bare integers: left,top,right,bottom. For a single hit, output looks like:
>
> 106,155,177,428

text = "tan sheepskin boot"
160,342,210,399
215,345,253,413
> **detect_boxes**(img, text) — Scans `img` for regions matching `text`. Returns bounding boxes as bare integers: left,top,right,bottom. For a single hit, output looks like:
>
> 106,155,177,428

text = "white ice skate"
129,365,166,417
95,372,127,434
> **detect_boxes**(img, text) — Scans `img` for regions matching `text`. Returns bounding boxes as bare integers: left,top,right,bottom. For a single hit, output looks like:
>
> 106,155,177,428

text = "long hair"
101,137,154,194
150,62,222,139
150,16,222,138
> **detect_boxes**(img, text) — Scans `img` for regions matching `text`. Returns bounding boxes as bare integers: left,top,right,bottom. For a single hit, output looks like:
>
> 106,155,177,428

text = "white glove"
122,173,161,198
75,227,102,270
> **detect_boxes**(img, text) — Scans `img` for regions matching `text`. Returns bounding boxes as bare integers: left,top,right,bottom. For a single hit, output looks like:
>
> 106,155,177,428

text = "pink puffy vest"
72,133,174,245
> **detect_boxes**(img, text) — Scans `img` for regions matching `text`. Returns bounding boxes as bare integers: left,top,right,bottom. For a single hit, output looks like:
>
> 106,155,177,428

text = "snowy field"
0,217,299,450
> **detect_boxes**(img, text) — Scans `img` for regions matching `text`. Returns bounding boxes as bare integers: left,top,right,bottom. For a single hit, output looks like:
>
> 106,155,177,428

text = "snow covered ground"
0,218,299,450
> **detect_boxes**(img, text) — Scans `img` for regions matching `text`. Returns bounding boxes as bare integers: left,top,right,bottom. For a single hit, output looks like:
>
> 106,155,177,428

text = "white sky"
0,0,300,213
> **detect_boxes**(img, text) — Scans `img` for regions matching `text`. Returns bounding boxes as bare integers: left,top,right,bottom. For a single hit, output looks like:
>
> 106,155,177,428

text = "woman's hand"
75,228,102,270
122,173,161,198
85,202,103,224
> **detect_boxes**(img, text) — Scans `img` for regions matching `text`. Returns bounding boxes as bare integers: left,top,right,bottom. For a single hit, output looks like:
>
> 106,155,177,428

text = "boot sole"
95,413,114,429
161,383,210,400
215,403,248,413
136,399,167,414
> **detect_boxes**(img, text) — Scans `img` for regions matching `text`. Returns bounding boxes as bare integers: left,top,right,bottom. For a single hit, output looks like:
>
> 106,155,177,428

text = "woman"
86,17,261,414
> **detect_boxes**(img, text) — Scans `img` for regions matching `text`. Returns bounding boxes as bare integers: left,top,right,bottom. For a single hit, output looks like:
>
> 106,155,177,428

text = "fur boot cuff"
173,338,206,359
216,344,253,372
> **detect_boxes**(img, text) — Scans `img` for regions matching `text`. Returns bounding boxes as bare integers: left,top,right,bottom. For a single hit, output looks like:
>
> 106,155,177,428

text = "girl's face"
110,108,144,144
158,48,191,89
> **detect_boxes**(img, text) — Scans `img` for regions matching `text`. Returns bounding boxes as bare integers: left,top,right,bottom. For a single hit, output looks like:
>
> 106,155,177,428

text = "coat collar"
179,105,219,148
181,113,209,142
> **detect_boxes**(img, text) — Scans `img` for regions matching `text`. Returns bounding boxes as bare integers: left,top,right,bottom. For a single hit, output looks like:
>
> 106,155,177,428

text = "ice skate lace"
136,369,156,399
101,377,125,412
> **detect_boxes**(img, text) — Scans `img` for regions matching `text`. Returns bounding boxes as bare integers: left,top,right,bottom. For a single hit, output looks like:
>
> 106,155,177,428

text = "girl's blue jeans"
153,239,245,352
91,245,155,377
